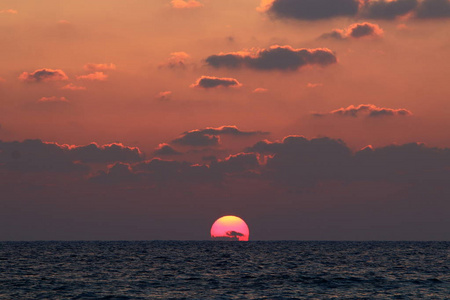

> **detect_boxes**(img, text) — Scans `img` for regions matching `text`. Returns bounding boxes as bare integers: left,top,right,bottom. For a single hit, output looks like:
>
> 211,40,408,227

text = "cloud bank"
206,46,337,71
0,140,144,173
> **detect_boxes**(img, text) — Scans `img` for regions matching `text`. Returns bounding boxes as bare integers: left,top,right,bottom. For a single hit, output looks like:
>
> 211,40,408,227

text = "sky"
1,0,449,241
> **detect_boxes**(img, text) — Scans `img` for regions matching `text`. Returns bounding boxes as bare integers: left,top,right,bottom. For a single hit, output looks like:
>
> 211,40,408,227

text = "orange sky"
1,0,449,240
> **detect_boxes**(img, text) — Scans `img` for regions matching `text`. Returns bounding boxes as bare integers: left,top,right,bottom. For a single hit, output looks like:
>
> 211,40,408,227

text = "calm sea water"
0,241,448,299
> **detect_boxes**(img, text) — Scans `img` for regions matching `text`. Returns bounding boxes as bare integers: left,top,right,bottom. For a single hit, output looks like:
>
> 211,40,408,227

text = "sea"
0,241,448,299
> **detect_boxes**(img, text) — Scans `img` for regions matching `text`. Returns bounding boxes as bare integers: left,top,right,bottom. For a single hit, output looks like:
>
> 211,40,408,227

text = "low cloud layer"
19,68,68,83
190,76,242,88
247,135,450,186
206,45,337,71
312,104,412,118
90,134,450,190
0,140,143,173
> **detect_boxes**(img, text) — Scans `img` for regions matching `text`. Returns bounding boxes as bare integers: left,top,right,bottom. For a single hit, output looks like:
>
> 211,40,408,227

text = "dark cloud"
18,68,68,83
0,140,143,173
172,131,220,147
89,162,139,185
353,143,450,181
312,104,412,118
172,126,268,147
3,134,450,241
416,0,450,18
0,139,88,173
212,153,260,174
266,0,360,20
153,144,182,156
361,0,418,19
190,76,242,88
246,135,450,187
206,46,337,71
194,125,269,136
202,155,217,162
320,30,347,40
132,158,219,184
264,0,449,20
92,152,261,185
70,143,143,163
248,136,353,186
348,22,384,38
320,23,383,40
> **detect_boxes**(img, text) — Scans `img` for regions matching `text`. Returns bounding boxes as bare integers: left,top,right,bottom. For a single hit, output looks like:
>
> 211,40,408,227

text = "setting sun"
210,215,250,241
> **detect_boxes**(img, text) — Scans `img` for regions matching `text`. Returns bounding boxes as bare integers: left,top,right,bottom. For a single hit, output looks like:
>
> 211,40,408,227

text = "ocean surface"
0,241,448,299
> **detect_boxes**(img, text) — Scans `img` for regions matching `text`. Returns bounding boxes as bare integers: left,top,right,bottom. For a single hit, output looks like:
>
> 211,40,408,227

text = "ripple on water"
0,241,449,299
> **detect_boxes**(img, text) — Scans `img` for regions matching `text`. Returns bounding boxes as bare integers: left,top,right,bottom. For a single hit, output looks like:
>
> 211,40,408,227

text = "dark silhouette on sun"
210,215,249,241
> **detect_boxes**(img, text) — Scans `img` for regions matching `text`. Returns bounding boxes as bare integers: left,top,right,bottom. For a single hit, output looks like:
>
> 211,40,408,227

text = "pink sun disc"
210,215,249,241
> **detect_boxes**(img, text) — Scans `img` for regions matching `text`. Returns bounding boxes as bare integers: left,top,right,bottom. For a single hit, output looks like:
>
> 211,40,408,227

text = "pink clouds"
83,63,116,72
0,9,17,14
159,52,190,69
156,91,172,100
76,72,108,81
253,88,269,93
171,0,203,9
38,96,69,103
307,83,323,88
61,83,86,91
19,68,68,83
